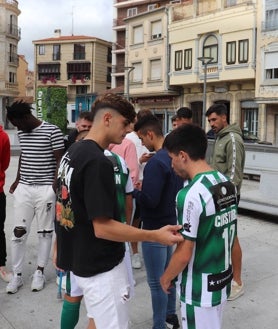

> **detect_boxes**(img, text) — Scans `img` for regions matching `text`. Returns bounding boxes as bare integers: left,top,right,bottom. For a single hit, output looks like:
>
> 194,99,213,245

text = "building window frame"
73,43,85,60
226,41,236,64
184,48,192,69
151,20,162,40
133,25,144,44
238,39,249,63
132,62,143,82
149,58,162,81
174,50,183,71
203,35,218,64
38,45,45,55
53,44,61,61
127,7,137,17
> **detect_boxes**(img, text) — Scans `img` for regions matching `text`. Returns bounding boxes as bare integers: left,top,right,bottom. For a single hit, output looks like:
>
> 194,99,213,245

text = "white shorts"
74,260,130,329
180,301,226,329
66,271,83,297
13,183,55,232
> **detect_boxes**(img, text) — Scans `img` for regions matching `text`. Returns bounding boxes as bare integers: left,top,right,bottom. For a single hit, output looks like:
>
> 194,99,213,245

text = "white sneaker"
132,253,142,269
228,280,244,301
31,270,46,292
0,266,13,283
6,274,23,294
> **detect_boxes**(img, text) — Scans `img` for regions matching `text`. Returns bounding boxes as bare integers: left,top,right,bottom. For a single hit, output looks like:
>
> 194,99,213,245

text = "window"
107,47,112,63
132,62,142,82
238,39,248,63
9,44,17,64
175,50,182,71
127,7,137,17
148,4,159,11
107,67,111,83
39,45,45,55
242,107,258,137
67,62,91,80
265,51,278,79
53,44,61,60
74,44,85,60
38,63,60,80
9,72,16,83
265,8,278,30
150,59,161,80
133,25,143,44
184,48,192,69
151,20,162,40
76,86,87,94
226,41,236,64
225,0,237,7
203,35,218,63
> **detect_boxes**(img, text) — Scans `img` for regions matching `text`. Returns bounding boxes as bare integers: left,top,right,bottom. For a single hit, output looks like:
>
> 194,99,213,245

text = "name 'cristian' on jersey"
215,208,237,227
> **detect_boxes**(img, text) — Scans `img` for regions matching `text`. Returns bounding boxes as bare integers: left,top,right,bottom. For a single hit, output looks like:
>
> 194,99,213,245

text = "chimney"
54,29,61,38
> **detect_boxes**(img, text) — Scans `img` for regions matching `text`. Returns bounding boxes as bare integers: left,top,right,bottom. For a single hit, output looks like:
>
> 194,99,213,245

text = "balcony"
8,53,18,65
7,24,21,40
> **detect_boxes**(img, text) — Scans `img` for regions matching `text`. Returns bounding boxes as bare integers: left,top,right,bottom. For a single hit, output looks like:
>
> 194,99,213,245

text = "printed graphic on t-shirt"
56,153,74,229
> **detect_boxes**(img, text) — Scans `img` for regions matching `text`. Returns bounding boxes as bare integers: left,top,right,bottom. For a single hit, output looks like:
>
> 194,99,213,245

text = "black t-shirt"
56,139,124,277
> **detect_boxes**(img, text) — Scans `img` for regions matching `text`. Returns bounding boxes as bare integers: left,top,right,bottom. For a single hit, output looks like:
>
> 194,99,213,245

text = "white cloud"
18,0,113,70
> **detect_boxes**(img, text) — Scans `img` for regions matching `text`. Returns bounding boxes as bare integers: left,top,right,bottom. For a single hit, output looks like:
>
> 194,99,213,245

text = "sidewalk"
0,156,278,328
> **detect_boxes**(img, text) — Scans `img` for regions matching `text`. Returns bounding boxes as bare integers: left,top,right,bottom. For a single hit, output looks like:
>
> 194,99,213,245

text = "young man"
206,103,245,301
64,111,93,150
6,101,65,294
0,125,12,283
55,93,183,329
175,107,193,127
133,114,183,329
56,146,134,329
161,124,238,329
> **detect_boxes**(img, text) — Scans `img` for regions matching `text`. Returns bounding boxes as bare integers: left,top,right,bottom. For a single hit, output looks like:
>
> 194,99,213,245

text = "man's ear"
103,112,112,126
179,150,188,162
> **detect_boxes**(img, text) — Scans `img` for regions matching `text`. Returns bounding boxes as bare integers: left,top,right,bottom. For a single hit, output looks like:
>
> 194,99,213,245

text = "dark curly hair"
6,101,32,120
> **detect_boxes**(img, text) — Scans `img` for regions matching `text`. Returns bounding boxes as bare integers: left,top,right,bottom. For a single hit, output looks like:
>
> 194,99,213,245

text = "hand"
9,180,19,194
140,152,154,164
156,225,183,246
160,274,173,294
135,181,142,190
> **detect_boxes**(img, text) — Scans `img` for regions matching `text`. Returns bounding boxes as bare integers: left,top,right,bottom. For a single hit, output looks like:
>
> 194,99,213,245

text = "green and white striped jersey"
176,170,237,307
104,150,133,223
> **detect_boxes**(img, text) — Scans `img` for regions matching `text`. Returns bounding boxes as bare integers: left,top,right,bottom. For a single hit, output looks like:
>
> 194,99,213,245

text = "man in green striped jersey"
161,124,237,329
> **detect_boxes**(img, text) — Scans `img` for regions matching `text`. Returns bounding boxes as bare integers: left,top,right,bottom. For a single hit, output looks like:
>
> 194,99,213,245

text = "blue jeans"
142,241,176,329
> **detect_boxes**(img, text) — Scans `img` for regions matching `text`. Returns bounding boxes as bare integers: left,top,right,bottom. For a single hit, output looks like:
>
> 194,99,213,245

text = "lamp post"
124,66,135,101
197,56,213,129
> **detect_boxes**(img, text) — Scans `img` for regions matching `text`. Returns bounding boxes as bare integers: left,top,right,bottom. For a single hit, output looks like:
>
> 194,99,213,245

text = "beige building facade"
33,30,112,126
125,5,181,131
255,0,278,145
168,0,257,135
0,0,20,126
16,54,34,102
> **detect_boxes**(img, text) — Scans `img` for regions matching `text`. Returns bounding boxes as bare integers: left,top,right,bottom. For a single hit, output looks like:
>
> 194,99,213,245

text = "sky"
17,0,113,70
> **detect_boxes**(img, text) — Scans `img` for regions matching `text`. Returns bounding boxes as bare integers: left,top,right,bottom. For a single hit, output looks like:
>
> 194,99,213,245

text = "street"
0,156,277,329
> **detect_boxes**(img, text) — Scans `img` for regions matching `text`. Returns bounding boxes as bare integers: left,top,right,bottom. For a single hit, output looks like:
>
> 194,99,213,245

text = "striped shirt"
18,121,64,185
177,170,237,307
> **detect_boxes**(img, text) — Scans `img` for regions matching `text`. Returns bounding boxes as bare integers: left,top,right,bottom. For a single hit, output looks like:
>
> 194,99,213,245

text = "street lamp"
124,66,135,101
197,56,213,129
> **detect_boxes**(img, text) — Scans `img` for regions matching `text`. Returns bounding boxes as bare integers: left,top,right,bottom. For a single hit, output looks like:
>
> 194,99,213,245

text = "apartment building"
168,0,257,133
17,54,34,102
125,5,183,131
0,0,20,126
33,30,112,126
255,0,278,145
112,0,187,91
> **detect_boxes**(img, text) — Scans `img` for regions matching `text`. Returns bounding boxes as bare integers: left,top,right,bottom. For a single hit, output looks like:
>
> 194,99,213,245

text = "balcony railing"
7,24,21,39
8,53,18,65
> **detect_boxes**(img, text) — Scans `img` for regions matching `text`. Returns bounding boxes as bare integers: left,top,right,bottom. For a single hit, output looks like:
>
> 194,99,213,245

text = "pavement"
0,156,278,329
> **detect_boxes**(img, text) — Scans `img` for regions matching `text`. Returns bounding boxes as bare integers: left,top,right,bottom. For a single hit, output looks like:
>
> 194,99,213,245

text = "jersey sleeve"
177,187,203,241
